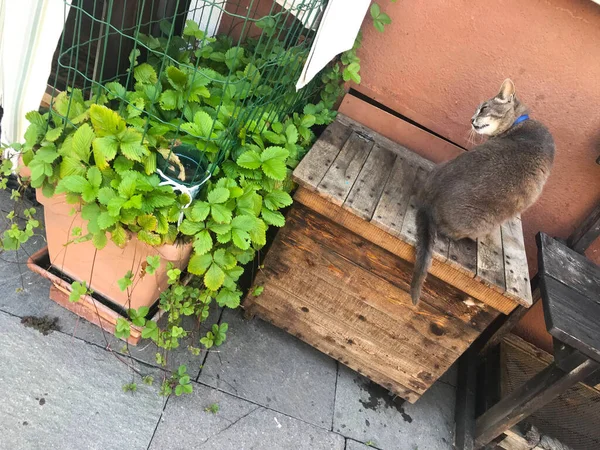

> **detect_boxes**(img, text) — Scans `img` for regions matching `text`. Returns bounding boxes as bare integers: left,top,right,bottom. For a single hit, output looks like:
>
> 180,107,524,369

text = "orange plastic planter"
37,191,193,310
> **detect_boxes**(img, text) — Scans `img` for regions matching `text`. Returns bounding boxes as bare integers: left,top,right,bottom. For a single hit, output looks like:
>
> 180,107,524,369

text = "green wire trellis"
48,0,326,191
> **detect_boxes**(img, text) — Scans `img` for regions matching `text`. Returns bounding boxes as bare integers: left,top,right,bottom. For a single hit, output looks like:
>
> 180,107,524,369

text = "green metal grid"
48,0,326,187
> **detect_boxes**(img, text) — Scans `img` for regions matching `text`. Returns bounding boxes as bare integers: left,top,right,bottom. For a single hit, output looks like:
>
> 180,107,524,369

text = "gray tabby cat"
410,79,555,305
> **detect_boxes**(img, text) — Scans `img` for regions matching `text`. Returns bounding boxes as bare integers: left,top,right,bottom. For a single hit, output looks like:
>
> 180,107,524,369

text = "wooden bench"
244,114,533,403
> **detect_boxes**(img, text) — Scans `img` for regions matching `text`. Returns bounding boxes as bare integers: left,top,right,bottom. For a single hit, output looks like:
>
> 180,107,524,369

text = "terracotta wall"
350,0,600,352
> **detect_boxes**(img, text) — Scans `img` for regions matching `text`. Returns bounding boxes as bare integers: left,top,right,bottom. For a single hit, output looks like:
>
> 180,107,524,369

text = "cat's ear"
497,79,515,103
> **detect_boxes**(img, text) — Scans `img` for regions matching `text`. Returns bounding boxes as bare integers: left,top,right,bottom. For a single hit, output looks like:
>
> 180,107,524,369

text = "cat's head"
471,79,526,136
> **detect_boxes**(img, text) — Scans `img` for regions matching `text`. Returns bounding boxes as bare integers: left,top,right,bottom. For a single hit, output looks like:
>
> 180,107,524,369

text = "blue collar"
513,114,529,126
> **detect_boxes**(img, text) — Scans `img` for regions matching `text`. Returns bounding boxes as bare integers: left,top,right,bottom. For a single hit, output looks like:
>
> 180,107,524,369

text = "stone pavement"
0,192,457,450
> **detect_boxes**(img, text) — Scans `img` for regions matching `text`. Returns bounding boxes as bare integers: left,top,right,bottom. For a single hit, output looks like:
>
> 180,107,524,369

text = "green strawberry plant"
1,12,392,395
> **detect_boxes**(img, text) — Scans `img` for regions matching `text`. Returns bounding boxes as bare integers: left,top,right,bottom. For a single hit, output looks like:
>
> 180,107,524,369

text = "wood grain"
316,132,374,206
293,120,352,191
476,227,506,293
538,232,600,303
343,144,397,220
371,156,419,237
287,205,497,333
336,113,435,170
295,187,520,314
502,217,533,307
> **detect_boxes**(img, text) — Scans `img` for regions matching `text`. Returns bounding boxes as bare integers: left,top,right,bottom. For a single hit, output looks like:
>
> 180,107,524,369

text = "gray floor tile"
333,365,455,450
0,311,164,450
199,309,338,428
346,439,379,450
151,382,344,450
0,211,210,379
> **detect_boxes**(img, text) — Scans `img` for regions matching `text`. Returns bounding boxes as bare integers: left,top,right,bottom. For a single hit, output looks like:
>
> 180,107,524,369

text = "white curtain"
0,0,71,164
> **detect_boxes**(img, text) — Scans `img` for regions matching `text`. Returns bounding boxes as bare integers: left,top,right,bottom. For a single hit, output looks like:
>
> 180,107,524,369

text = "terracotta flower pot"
36,190,193,310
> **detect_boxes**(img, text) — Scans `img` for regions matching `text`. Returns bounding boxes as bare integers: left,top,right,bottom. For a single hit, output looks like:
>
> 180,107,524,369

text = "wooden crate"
244,114,533,403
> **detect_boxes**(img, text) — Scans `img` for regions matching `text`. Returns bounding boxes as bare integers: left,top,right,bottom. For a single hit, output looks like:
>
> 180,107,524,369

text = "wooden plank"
476,226,506,294
502,217,533,307
343,144,397,220
271,223,476,362
538,232,600,303
294,187,520,314
474,356,599,448
293,120,352,190
567,202,600,254
371,156,419,237
447,238,477,278
316,131,374,206
541,275,600,363
286,204,498,333
336,113,435,170
245,299,421,402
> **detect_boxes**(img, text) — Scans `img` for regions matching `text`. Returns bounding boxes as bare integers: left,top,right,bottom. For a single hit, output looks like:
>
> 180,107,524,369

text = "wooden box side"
245,204,501,402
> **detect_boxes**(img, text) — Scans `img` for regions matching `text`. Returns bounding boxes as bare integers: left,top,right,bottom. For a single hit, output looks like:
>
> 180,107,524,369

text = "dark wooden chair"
455,204,600,449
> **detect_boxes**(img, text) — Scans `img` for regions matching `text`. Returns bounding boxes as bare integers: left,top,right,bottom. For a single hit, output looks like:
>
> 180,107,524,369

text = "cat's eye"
480,104,488,112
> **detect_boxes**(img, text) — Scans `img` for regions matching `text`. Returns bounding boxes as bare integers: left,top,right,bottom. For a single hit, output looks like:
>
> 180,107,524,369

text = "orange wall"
351,0,600,352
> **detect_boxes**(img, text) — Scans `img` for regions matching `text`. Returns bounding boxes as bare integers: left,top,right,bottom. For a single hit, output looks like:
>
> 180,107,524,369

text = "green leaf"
193,230,213,255
210,204,232,224
188,253,213,275
69,281,88,302
134,63,158,84
159,90,179,110
216,288,241,308
93,232,108,249
119,128,148,162
213,249,236,269
194,111,214,137
138,230,161,246
118,271,133,291
264,190,292,210
118,176,137,198
71,123,95,161
59,156,86,178
93,135,119,169
190,201,210,221
97,187,117,205
138,214,158,232
115,317,131,339
141,320,159,340
179,219,204,235
373,20,385,33
236,150,262,169
379,12,392,25
207,187,230,204
231,228,250,250
89,104,126,136
87,167,102,188
285,124,298,145
107,196,126,216
370,3,381,18
204,263,225,291
261,208,285,227
105,81,126,98
45,126,63,142
58,175,90,193
260,146,289,180
224,46,245,71
111,225,128,248
166,66,188,91
252,286,264,297
113,155,134,174
98,211,118,230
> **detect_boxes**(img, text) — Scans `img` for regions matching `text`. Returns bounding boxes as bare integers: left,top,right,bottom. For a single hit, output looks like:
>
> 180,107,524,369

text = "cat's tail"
410,207,437,305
